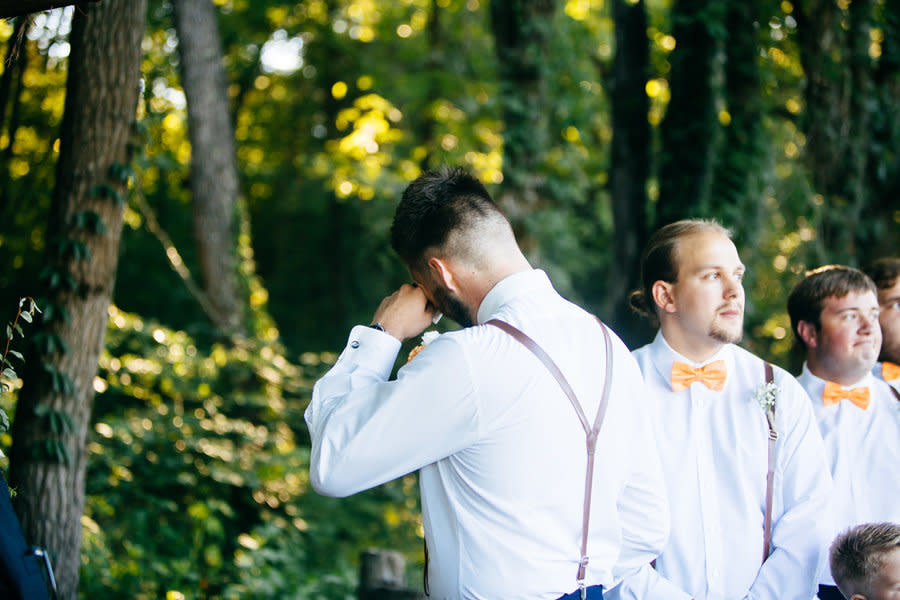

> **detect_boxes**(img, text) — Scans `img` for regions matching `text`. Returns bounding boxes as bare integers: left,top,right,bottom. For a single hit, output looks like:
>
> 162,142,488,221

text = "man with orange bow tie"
606,219,833,600
863,258,900,392
789,264,900,600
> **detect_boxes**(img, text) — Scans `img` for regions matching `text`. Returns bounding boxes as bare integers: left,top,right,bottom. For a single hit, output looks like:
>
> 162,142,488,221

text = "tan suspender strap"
486,317,614,590
762,362,777,564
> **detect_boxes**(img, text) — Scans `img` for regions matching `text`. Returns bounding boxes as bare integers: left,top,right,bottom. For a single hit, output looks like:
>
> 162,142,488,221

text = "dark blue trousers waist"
556,584,603,600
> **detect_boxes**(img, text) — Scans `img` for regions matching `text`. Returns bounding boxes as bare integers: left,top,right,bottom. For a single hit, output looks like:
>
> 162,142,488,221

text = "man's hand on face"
371,284,436,342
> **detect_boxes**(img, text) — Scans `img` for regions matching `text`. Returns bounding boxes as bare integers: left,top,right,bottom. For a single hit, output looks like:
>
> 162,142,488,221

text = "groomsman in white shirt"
788,265,900,600
306,166,669,599
863,257,900,390
607,219,833,600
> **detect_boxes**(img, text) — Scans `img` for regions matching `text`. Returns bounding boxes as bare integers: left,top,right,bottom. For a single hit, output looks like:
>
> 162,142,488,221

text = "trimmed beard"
709,318,743,345
433,284,474,328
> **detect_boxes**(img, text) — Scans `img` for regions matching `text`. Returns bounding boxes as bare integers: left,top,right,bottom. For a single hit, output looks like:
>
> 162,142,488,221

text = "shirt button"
350,340,360,348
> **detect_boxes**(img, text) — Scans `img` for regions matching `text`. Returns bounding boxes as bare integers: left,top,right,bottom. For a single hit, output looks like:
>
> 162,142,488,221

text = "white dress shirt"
306,269,669,600
797,365,900,585
607,333,833,600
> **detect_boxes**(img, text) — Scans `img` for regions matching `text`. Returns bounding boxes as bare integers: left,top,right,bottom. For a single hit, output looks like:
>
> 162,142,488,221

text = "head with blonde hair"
830,522,900,600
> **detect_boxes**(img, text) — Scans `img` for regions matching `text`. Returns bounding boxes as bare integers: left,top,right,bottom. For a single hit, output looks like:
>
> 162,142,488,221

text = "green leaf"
9,350,24,363
2,367,16,380
20,311,32,323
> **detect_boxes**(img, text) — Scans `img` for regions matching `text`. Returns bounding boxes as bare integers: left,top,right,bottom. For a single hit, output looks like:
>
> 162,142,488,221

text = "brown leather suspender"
889,383,900,403
486,318,613,597
762,362,777,564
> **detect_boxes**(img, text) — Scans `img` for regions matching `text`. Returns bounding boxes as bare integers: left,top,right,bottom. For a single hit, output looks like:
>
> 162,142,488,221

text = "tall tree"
173,0,244,335
8,1,147,598
489,0,557,242
709,0,766,225
795,0,876,263
656,0,724,226
0,16,30,215
608,0,653,347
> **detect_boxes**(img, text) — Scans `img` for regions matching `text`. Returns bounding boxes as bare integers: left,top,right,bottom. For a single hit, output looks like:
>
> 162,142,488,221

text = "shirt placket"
693,385,725,599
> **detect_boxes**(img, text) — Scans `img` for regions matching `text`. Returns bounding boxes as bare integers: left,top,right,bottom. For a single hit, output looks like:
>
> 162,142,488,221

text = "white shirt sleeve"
745,375,834,599
611,388,670,582
305,326,480,497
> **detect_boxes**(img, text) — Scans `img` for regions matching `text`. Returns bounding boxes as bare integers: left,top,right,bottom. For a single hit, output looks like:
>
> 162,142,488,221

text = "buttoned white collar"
647,330,735,388
475,269,553,324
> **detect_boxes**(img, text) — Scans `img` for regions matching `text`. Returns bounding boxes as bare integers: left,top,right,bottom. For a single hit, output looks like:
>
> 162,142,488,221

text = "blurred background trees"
0,0,897,597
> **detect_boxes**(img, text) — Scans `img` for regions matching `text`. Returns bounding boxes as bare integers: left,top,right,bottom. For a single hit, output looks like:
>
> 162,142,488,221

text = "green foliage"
0,297,40,441
81,307,424,598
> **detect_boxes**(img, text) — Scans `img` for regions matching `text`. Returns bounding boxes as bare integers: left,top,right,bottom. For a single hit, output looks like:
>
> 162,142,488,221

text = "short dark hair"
830,522,900,598
864,257,900,292
787,265,877,349
390,166,503,269
629,219,731,322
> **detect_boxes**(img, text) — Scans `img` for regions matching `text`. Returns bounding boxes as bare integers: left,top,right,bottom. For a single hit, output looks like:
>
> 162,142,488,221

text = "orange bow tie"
823,381,870,410
671,360,727,392
882,362,900,382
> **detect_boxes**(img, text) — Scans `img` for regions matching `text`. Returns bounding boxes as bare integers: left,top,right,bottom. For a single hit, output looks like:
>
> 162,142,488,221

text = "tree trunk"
173,0,244,335
420,0,442,171
656,0,723,226
8,2,147,599
489,0,557,242
608,0,653,348
864,0,900,261
795,0,874,262
709,0,765,227
0,17,29,216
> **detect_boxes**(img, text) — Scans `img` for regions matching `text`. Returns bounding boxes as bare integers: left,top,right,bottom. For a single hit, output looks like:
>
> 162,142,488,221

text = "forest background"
0,0,897,598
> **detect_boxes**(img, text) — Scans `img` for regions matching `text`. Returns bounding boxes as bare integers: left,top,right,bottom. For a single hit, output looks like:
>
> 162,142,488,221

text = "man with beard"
606,219,832,600
788,265,900,600
305,166,669,599
863,257,900,391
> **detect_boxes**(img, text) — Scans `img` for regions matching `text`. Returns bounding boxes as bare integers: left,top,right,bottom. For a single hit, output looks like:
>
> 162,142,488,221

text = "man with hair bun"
788,265,900,600
608,219,832,600
829,522,900,600
863,258,900,391
306,166,669,599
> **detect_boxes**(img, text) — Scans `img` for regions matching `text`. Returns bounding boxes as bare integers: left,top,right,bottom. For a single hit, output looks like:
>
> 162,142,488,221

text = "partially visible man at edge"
863,257,900,391
305,166,669,600
787,265,900,600
605,219,833,600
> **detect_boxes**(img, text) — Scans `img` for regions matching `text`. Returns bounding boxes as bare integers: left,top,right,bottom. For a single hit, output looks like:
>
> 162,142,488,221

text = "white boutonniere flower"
754,381,780,412
407,330,440,363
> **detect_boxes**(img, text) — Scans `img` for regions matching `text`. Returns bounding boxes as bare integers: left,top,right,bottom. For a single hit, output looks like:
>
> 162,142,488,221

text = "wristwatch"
368,323,386,333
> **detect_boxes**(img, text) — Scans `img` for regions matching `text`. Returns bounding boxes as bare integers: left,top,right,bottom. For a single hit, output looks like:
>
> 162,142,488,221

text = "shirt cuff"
341,325,402,380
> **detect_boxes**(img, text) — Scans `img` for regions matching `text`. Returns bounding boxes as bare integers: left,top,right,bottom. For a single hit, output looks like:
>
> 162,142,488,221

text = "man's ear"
849,593,867,600
427,256,459,292
796,320,819,349
651,280,676,314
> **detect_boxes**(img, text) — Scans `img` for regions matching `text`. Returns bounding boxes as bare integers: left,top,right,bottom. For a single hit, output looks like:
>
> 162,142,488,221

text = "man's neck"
470,258,532,318
659,327,725,364
805,357,870,387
